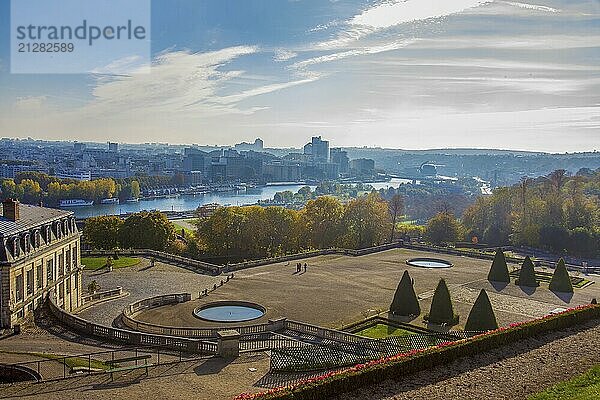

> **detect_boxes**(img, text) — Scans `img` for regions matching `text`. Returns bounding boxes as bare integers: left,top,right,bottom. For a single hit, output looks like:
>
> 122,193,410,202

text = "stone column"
217,330,240,358
268,317,287,332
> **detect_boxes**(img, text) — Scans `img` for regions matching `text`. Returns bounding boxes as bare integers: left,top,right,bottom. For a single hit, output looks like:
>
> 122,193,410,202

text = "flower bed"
234,304,600,400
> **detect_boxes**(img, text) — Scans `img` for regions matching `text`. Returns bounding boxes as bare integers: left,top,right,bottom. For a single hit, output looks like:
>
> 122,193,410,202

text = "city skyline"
1,0,599,152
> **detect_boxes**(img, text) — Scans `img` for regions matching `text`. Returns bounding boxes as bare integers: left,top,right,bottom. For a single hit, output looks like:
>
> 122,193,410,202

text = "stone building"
0,199,82,328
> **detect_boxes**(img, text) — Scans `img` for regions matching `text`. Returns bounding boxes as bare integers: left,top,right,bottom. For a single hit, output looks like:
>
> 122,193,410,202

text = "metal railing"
284,320,369,345
270,330,481,372
3,346,208,383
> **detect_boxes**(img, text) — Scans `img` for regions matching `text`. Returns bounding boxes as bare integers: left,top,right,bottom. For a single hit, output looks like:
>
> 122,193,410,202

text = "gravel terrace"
78,258,222,326
134,248,600,330
335,318,600,400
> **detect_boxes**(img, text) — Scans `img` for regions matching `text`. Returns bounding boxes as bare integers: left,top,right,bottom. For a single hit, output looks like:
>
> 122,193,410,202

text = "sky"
0,0,599,152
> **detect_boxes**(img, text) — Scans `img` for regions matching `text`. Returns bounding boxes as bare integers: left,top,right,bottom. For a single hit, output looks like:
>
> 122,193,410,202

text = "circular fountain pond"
406,258,453,268
193,301,266,323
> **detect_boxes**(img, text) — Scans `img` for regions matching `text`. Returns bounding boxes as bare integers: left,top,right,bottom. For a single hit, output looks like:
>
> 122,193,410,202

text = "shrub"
549,258,573,293
235,305,600,400
390,270,421,316
424,278,459,325
487,249,510,283
87,280,100,294
465,289,498,331
517,256,539,287
234,305,600,400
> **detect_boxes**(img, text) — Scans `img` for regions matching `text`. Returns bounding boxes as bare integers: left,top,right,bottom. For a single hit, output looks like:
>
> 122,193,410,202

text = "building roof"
0,204,72,237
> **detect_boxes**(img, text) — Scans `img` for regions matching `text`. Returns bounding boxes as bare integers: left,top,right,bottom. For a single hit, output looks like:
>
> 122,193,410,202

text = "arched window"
46,226,52,243
24,234,30,252
13,237,20,257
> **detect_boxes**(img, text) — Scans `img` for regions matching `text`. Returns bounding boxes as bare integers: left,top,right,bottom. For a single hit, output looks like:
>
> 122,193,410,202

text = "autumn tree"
340,193,389,249
83,216,124,250
425,211,461,245
303,196,344,248
388,194,404,241
119,211,175,251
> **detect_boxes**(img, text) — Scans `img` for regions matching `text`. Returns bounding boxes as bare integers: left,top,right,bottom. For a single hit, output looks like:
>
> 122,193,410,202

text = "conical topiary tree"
465,289,498,331
549,258,573,293
487,249,510,283
425,278,458,325
517,256,539,287
390,270,421,316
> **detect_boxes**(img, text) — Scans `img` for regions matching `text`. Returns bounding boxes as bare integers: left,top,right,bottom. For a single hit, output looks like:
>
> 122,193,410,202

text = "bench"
106,355,152,381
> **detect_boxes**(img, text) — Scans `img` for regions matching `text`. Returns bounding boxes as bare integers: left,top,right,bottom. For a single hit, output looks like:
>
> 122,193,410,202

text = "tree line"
83,212,176,251
82,168,599,261
460,169,599,257
195,193,395,259
0,172,143,205
83,193,403,261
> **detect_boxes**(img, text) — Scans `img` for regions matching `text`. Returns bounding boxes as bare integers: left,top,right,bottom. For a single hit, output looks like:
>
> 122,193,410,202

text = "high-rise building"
108,142,118,152
263,161,302,182
310,136,329,162
182,148,209,179
330,148,349,174
350,158,375,175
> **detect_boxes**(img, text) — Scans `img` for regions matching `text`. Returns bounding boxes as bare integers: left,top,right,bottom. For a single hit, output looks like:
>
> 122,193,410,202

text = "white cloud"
291,40,415,70
498,1,559,13
216,76,322,104
406,35,600,50
350,0,489,29
273,49,298,62
90,55,150,75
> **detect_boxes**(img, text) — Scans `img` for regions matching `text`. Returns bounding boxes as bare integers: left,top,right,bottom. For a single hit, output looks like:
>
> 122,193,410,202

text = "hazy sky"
0,0,599,151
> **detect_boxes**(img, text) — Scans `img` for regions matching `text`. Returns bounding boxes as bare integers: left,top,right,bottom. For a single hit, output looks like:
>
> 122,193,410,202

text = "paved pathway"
335,318,600,400
78,258,221,326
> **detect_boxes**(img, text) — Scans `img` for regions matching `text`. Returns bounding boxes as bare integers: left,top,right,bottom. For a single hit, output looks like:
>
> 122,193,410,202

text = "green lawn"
529,364,600,400
356,323,415,339
0,350,113,371
510,269,590,288
81,256,140,271
171,219,197,235
32,352,113,370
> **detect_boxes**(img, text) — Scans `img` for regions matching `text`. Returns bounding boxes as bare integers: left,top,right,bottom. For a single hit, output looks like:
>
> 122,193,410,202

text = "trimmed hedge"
424,278,459,325
390,270,421,316
235,305,600,400
465,289,498,331
549,258,574,293
517,256,539,287
487,249,510,283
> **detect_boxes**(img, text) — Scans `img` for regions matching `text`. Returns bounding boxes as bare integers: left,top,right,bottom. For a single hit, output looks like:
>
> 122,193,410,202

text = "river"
66,179,412,219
